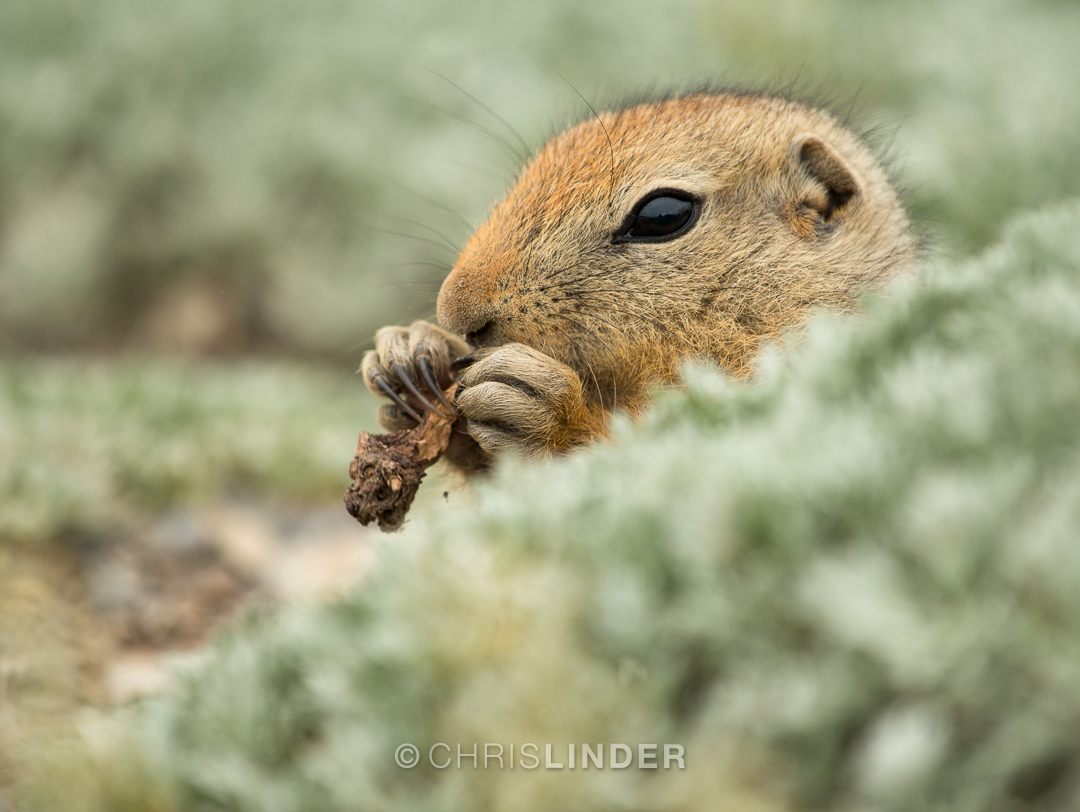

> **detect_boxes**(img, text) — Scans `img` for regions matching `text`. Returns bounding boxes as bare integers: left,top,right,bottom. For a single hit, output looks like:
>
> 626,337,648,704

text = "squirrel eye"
614,191,700,243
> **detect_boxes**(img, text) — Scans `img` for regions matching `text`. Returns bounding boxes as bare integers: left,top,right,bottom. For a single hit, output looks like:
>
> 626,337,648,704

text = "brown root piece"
344,385,457,532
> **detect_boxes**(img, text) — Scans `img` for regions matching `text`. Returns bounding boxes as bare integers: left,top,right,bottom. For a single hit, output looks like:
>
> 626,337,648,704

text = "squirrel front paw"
455,343,607,458
361,320,469,431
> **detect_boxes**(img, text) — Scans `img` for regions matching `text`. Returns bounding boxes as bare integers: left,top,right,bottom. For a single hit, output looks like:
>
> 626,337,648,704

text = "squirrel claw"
374,375,423,423
450,353,477,371
391,362,441,415
417,355,456,413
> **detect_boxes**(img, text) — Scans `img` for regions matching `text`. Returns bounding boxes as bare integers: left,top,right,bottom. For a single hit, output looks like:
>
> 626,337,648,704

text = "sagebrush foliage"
31,202,1080,811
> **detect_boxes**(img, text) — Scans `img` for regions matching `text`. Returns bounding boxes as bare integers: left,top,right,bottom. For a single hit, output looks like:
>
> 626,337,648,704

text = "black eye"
613,191,700,243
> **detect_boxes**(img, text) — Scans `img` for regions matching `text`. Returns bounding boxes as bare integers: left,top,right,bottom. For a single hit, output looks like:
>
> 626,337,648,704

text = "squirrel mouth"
465,320,497,348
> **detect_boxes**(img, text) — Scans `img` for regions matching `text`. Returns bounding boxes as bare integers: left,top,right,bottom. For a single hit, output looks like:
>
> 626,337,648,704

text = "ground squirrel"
362,92,916,474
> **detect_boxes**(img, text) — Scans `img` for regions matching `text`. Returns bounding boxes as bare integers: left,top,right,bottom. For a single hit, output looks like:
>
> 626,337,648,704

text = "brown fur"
364,92,916,472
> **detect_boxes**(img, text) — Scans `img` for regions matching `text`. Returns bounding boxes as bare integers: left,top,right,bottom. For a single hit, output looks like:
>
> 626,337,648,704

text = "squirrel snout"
436,265,497,343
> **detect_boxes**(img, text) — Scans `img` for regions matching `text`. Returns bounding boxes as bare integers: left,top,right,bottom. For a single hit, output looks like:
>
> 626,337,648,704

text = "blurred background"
4,0,1080,363
1,0,1078,800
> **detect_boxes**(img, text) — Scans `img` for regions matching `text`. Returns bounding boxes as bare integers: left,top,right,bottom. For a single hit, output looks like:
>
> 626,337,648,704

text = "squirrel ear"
790,132,861,225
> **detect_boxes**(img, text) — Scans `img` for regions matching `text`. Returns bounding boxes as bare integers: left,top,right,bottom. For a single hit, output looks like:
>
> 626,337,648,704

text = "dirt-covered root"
344,387,457,532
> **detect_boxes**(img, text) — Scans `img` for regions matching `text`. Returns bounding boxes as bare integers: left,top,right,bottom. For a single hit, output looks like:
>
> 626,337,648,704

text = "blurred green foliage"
0,0,708,357
0,359,375,543
29,200,1080,811
1,0,1078,360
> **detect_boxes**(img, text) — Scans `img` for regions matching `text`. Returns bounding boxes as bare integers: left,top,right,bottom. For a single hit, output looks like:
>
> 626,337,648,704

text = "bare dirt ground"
0,502,376,807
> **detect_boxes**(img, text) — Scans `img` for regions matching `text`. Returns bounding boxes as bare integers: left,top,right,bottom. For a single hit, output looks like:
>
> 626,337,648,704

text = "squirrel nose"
436,264,497,338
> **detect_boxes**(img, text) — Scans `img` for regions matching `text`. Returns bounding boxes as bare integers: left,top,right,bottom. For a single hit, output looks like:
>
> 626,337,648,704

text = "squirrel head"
437,93,916,409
